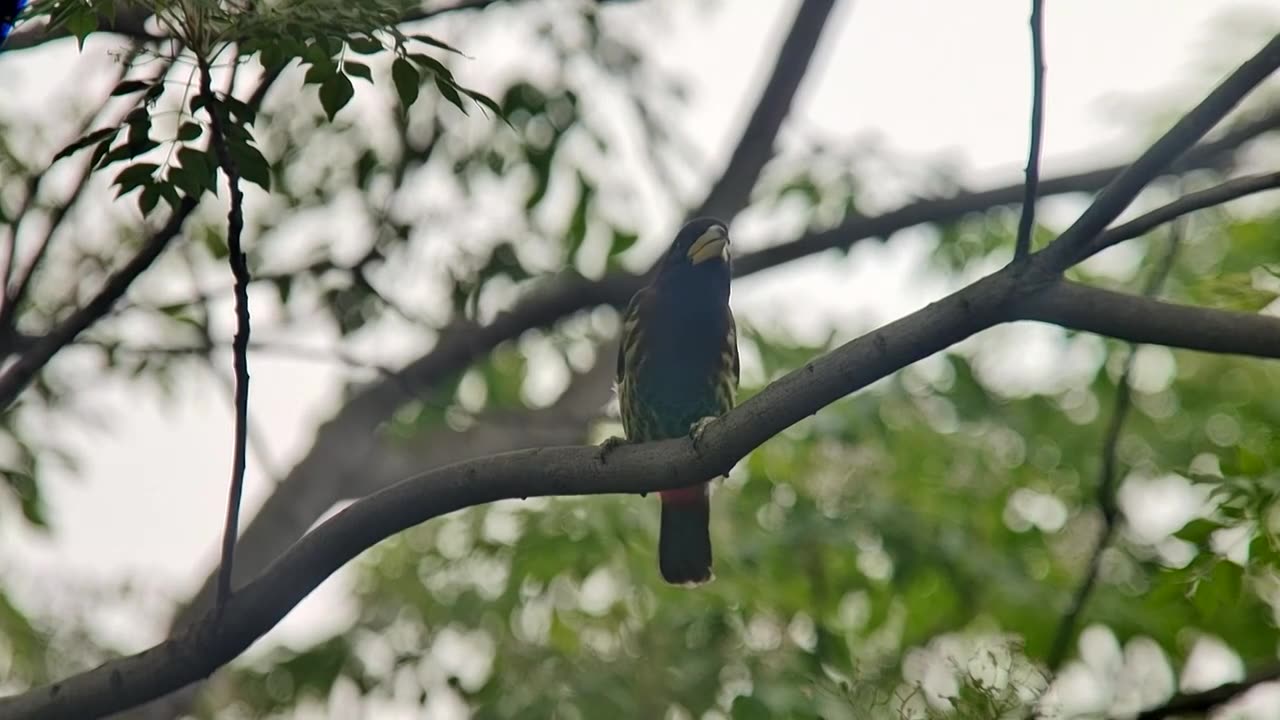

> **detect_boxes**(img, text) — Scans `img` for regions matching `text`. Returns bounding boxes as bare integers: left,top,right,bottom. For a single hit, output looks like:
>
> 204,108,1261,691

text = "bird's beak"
687,226,729,265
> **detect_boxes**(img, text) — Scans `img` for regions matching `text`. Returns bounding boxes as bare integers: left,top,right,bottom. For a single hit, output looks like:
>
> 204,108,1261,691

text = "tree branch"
1013,0,1046,260
12,151,1280,718
1133,663,1280,719
735,105,1280,277
1016,280,1280,359
197,53,253,615
1085,171,1280,258
1039,33,1280,271
0,196,199,410
693,0,838,220
0,264,1023,720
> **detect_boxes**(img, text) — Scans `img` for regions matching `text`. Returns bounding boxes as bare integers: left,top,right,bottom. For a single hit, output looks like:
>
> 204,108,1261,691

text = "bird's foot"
598,435,627,464
688,416,717,453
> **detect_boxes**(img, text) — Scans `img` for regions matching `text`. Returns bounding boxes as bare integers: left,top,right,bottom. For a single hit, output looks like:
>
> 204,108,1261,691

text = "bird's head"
656,217,731,281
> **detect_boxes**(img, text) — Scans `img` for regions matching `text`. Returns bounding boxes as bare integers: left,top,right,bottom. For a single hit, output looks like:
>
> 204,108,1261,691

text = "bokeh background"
3,1,1280,718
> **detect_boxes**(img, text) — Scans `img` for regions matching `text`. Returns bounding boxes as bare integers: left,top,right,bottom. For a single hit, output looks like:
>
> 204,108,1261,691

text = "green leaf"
3,471,46,529
731,695,771,720
66,9,97,51
411,34,468,57
319,73,355,121
304,60,337,86
175,147,215,193
465,89,506,122
566,172,592,261
113,163,159,197
228,138,271,192
409,53,454,81
344,61,373,83
348,36,384,55
223,97,257,124
176,122,203,142
608,229,639,258
138,183,162,216
435,77,467,114
52,126,118,162
203,226,229,260
391,57,420,109
110,80,151,97
1175,518,1222,547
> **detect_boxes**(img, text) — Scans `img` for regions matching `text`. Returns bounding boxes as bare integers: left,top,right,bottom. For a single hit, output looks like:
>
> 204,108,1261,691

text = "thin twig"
197,53,252,615
1089,171,1280,257
0,196,198,408
1040,33,1280,271
1014,0,1046,260
1042,200,1185,677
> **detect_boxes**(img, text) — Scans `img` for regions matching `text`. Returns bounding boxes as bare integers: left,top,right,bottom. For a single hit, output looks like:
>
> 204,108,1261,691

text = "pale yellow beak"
687,226,729,265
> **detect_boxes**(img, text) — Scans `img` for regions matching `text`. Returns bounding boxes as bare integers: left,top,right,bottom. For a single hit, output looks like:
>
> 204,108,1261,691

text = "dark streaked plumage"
616,217,739,585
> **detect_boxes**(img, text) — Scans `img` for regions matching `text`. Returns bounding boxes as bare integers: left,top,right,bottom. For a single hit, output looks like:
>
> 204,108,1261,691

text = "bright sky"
3,0,1280,715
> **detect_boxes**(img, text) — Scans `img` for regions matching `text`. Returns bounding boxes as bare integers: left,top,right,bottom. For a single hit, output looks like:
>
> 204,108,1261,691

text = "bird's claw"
598,435,627,464
688,416,716,452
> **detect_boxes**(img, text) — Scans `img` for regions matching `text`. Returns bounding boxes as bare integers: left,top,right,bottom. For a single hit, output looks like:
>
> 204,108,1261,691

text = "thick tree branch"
197,54,253,614
1013,0,1046,260
1017,280,1280,359
156,95,1280,679
1040,33,1280,270
693,0,837,220
13,173,1280,717
0,266,1022,720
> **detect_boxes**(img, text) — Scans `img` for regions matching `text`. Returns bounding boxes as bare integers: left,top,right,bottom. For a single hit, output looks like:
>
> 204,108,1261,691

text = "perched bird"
616,217,739,585
0,0,27,46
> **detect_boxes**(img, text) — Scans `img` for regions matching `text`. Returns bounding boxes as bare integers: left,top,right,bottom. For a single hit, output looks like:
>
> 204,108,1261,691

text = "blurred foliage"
2,2,1280,719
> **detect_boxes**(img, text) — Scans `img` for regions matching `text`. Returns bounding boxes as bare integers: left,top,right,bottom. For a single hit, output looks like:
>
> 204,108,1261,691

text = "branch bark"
1016,281,1280,359
132,98,1280,720
693,0,837,220
1013,0,1046,260
197,54,254,614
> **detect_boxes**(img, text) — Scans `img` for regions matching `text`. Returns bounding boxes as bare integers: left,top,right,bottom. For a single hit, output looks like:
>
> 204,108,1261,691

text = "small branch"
692,0,838,220
1086,171,1280,258
0,197,199,409
1043,218,1183,674
0,45,152,353
1013,0,1046,260
1133,663,1280,719
197,54,253,615
1040,33,1280,271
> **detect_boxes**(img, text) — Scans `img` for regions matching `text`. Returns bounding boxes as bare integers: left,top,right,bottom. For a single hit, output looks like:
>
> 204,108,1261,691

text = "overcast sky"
3,0,1280,715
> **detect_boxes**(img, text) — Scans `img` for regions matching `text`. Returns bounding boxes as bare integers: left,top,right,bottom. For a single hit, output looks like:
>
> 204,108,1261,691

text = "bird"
0,0,27,46
614,217,739,585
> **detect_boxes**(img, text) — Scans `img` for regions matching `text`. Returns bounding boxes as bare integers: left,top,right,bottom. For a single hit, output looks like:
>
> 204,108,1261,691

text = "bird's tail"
658,485,713,585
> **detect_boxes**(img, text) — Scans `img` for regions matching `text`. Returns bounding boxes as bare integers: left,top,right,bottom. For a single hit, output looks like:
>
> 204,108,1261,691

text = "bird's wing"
728,312,741,389
617,287,650,384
